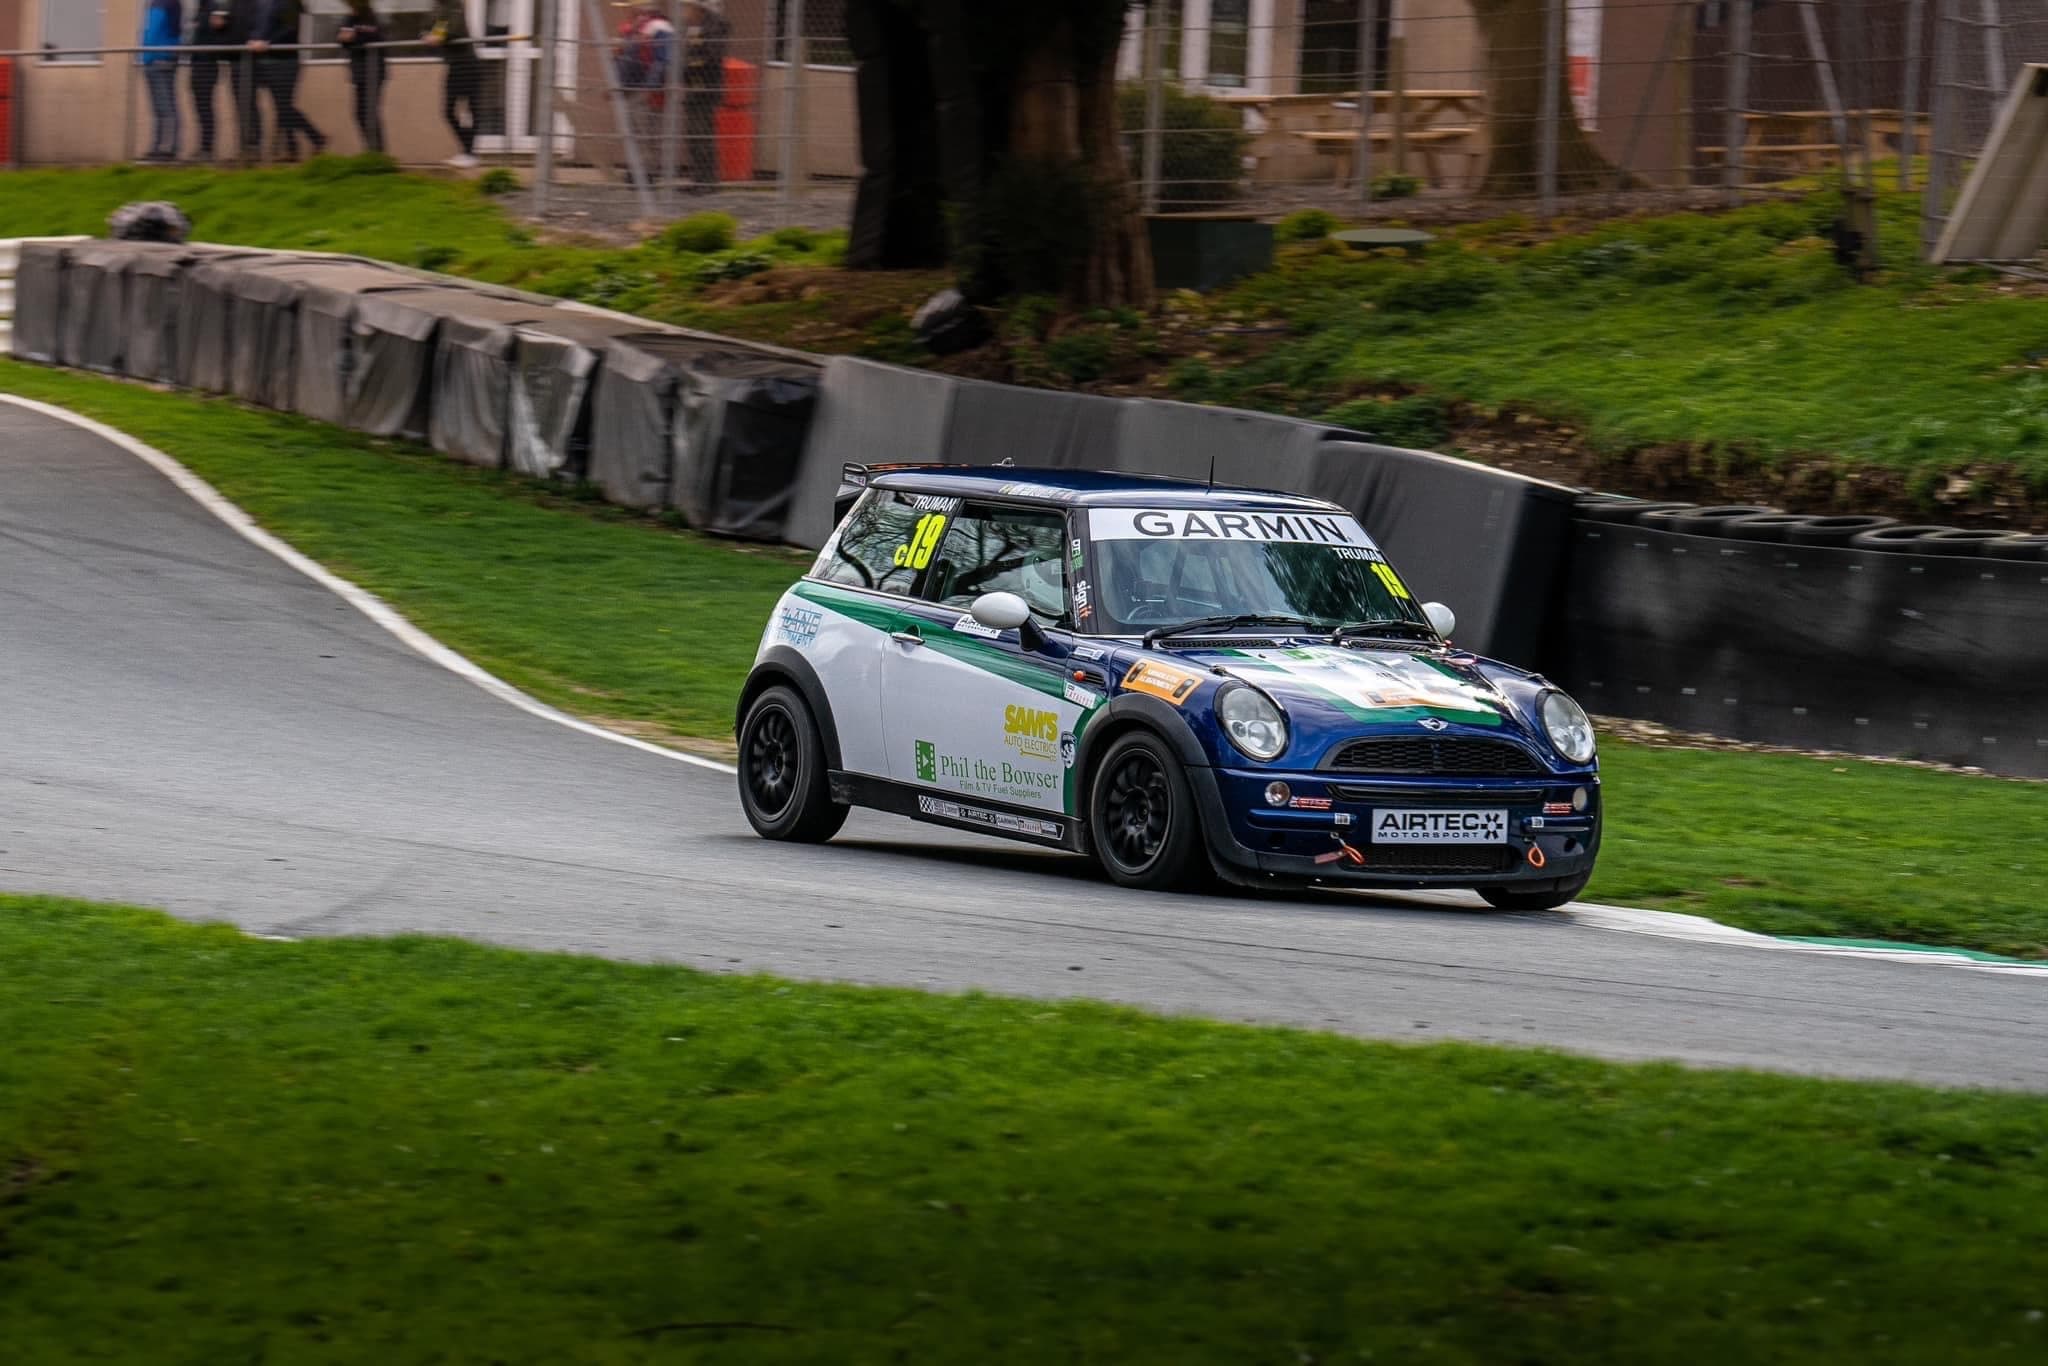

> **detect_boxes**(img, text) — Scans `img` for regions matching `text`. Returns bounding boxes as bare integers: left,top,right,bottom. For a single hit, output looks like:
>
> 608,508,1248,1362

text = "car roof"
863,465,1349,513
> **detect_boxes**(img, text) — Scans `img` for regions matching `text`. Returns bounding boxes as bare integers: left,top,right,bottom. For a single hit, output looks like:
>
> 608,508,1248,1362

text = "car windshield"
1082,506,1427,636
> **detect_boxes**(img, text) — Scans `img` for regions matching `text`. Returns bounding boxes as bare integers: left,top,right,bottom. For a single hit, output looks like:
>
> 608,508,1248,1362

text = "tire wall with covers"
10,241,2045,777
1550,518,2048,778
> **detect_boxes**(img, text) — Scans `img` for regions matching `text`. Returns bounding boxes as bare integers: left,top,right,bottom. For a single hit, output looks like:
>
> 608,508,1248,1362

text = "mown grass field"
2,166,2043,496
0,159,845,317
5,893,2048,1364
5,362,2045,958
1179,192,2048,492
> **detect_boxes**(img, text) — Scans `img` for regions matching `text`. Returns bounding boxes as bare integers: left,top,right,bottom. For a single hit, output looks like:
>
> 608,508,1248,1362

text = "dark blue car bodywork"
759,464,1601,895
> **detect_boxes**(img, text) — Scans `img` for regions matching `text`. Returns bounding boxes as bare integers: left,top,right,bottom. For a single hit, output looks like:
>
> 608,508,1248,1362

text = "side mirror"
1423,602,1456,638
971,591,1046,650
971,591,1031,630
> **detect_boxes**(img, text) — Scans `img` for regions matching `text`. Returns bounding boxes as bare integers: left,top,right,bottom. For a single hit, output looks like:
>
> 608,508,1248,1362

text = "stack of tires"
1572,496,2048,558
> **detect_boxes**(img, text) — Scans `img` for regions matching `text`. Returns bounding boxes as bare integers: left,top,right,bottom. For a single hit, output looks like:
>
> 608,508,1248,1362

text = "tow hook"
1315,833,1367,867
1526,843,1548,870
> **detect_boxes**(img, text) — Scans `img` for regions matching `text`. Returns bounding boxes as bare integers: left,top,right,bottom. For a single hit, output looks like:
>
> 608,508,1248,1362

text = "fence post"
663,0,686,213
1723,0,1752,203
239,48,256,168
1900,0,1924,190
1796,0,1851,159
1389,32,1407,178
780,0,807,227
1354,0,1380,205
1979,0,2006,94
1141,0,1166,214
1921,0,1958,255
1538,0,1563,215
123,49,136,163
534,0,557,214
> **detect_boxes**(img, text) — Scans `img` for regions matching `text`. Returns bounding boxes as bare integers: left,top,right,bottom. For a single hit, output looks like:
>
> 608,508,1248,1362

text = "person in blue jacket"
140,0,184,161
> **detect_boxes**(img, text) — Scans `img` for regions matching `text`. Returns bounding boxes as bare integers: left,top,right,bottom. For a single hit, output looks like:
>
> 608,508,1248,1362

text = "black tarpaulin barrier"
507,312,648,481
1308,440,1576,668
125,246,262,385
11,239,73,364
941,381,1123,470
1552,521,2048,779
286,263,445,427
1111,399,1333,494
588,331,823,534
589,334,682,509
674,352,822,541
221,258,414,412
59,241,150,374
178,257,244,393
789,357,963,547
344,286,504,441
427,295,565,468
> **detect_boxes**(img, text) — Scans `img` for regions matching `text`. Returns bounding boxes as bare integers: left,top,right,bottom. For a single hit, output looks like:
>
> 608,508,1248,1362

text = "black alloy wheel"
737,685,847,842
1088,732,1206,891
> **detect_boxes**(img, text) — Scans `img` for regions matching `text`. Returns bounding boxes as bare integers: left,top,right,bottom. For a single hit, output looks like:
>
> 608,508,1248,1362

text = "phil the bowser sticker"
1122,659,1204,705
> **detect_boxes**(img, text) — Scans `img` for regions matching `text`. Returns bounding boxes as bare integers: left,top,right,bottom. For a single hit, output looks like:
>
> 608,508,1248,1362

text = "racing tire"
1088,731,1207,892
737,685,848,843
1478,875,1591,912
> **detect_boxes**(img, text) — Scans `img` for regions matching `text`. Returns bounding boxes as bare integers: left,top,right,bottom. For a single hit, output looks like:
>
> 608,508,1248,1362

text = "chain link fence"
2,1,2042,254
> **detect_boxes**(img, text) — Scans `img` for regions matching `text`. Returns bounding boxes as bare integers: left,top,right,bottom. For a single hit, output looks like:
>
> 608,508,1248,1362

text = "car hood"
1133,639,1559,766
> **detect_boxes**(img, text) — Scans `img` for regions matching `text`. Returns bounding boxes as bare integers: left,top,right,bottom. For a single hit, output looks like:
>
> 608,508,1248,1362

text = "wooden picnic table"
1702,108,1932,173
1217,89,1485,188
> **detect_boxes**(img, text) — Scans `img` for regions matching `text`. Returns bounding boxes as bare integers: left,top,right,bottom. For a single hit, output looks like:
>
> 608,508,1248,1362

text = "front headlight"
1218,684,1288,761
1540,691,1597,765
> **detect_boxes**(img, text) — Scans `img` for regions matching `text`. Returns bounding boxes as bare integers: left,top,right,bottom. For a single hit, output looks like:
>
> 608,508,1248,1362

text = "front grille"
1356,845,1521,876
1326,736,1543,776
1331,783,1544,805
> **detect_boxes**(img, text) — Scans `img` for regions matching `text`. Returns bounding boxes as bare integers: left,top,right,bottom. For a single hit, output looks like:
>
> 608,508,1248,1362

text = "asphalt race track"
5,402,2046,1090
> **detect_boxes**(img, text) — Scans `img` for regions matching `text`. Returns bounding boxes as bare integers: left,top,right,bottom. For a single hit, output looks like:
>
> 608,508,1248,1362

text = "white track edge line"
13,396,2043,977
1,395,739,777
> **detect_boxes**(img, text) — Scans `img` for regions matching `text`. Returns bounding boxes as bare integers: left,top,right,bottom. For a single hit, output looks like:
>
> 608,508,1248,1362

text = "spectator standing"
139,0,185,161
248,0,328,160
613,4,674,189
426,0,482,169
336,0,386,153
192,2,255,161
680,0,730,192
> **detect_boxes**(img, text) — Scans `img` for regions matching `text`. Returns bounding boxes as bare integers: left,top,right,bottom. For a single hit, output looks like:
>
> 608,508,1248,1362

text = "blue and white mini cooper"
737,466,1600,909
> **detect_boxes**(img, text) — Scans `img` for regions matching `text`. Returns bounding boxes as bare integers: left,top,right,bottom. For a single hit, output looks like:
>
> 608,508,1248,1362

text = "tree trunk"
848,0,1152,310
1006,12,1154,308
1470,0,1624,196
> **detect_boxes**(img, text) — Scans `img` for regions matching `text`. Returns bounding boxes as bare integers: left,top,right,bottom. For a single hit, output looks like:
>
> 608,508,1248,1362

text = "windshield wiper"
1332,618,1438,643
1142,614,1325,648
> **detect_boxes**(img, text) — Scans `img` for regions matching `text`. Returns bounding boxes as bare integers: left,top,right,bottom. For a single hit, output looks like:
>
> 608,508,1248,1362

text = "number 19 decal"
894,513,948,570
1371,561,1412,600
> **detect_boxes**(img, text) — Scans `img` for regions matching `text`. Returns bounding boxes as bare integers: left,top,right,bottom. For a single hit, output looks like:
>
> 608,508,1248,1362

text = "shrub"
1322,394,1452,449
1372,173,1422,200
1275,209,1339,243
478,168,521,197
662,211,738,254
1116,84,1249,210
413,244,460,272
1044,328,1115,384
690,249,774,285
1373,250,1505,314
769,225,816,253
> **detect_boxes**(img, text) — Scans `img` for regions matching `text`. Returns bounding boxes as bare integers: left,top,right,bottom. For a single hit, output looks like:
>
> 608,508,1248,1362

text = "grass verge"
5,893,2048,1364
0,160,845,317
3,363,2046,957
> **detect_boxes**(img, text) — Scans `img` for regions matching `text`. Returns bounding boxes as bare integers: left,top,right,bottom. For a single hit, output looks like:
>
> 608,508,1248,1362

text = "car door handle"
890,627,924,647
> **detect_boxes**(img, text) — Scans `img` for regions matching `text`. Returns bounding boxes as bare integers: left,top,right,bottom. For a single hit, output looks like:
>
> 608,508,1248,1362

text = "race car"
736,465,1600,909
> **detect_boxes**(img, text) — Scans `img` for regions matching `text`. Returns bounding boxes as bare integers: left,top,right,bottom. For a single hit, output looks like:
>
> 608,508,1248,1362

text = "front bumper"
1186,764,1601,891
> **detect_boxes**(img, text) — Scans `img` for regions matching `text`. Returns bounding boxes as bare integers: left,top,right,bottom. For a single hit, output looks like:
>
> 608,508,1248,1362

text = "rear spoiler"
833,464,869,527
